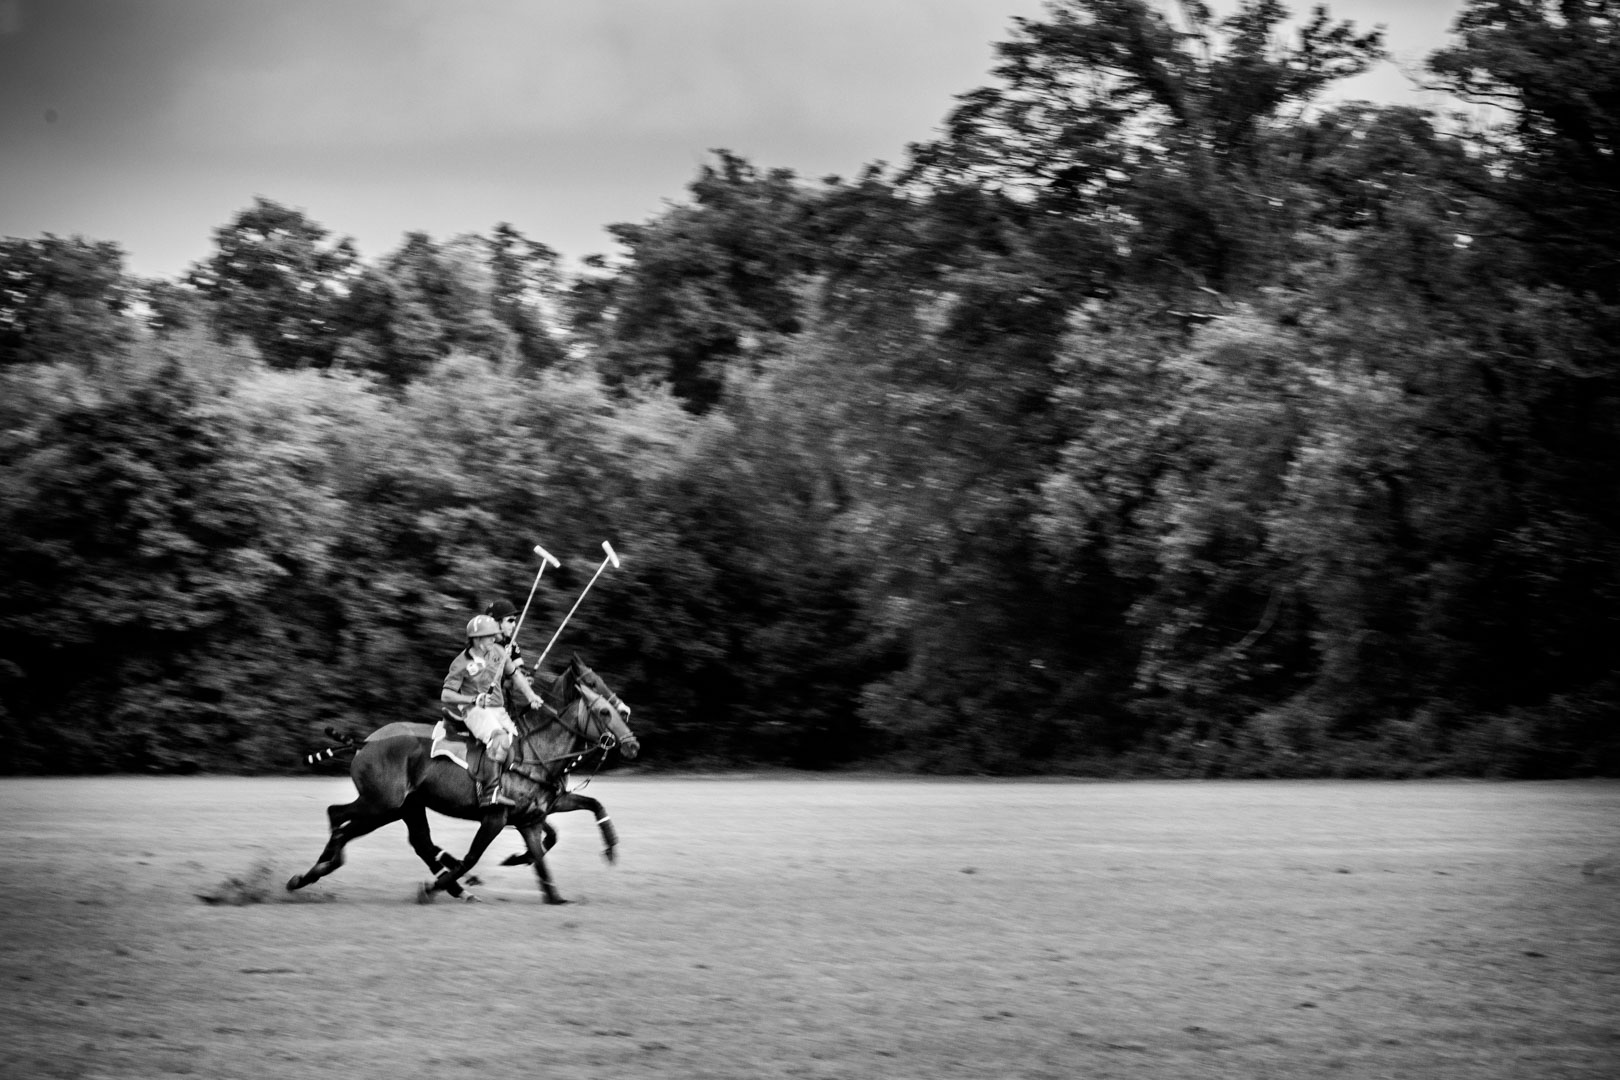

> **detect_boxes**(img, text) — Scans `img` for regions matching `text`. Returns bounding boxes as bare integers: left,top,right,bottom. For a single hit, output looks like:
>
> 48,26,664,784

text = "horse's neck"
539,666,576,709
565,665,608,707
518,726,574,769
513,697,585,776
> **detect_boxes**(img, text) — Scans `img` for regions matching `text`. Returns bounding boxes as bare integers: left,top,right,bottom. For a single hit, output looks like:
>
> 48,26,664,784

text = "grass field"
1,775,1616,1079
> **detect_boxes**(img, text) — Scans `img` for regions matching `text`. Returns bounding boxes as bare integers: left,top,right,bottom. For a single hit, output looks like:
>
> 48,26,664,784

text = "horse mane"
515,654,589,737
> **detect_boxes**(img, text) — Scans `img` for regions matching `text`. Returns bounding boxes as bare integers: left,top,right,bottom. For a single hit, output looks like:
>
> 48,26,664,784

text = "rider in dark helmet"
484,597,628,729
487,598,519,644
486,597,559,709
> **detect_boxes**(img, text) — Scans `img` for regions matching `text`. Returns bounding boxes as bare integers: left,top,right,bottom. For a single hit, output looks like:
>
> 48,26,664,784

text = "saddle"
433,712,549,810
431,713,477,769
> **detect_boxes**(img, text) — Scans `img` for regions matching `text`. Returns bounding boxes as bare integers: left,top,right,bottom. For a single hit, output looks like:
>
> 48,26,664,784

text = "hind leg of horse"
326,799,360,832
287,807,400,891
517,819,569,905
423,810,506,898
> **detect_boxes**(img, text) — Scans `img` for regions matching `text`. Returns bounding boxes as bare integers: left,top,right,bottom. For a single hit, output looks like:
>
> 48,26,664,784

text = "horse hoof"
544,895,571,906
602,847,617,865
416,881,438,904
286,875,305,892
460,892,484,904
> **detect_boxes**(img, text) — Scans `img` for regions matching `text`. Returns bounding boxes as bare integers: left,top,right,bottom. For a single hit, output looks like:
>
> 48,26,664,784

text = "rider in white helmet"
485,597,558,712
441,613,545,806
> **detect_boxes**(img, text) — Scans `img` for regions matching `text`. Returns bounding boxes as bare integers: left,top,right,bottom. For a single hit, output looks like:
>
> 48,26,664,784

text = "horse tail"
302,727,363,768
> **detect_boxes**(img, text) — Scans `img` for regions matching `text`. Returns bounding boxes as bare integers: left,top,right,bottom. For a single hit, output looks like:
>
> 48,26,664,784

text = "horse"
287,654,639,904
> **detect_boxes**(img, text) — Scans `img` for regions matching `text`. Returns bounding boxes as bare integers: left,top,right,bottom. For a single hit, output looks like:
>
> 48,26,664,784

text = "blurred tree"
334,231,518,385
338,263,443,385
0,235,133,368
1428,0,1620,298
0,347,332,769
1037,310,1313,737
186,197,360,369
140,278,211,337
577,151,813,411
908,0,1384,296
1420,1,1620,728
381,232,510,361
488,222,569,371
821,1,1387,767
639,363,881,766
5,1,1618,779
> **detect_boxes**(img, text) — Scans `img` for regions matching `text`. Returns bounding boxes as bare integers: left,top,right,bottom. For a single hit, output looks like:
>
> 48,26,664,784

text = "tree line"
2,0,1616,777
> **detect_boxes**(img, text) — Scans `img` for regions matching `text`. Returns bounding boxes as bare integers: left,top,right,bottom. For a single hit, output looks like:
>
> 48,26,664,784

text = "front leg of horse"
518,820,569,904
499,821,556,867
421,810,505,901
403,803,467,898
403,803,462,875
552,792,618,864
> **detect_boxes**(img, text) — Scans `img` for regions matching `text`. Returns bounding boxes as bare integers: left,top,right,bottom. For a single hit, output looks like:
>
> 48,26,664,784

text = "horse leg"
402,801,461,877
517,818,569,905
422,809,506,900
553,792,618,864
501,794,616,866
287,806,400,891
326,799,360,832
499,820,555,868
401,801,470,899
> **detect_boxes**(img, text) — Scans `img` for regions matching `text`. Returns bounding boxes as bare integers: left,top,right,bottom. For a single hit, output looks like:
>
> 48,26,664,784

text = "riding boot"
473,753,516,808
480,773,519,808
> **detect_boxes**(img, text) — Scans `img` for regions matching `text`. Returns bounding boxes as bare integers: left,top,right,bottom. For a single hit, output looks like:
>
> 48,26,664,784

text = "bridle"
510,662,634,786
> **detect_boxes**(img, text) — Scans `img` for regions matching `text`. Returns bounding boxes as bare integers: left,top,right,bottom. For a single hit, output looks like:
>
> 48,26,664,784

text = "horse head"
515,654,638,766
563,654,640,760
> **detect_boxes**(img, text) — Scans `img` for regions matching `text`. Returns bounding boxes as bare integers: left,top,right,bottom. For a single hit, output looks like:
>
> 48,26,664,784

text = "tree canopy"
2,0,1615,777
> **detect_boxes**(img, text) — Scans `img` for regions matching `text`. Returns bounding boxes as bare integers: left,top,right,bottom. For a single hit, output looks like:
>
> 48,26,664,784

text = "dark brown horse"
287,655,639,904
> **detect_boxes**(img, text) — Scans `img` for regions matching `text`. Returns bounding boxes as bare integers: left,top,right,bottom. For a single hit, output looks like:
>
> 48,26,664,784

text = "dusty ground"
0,775,1616,1079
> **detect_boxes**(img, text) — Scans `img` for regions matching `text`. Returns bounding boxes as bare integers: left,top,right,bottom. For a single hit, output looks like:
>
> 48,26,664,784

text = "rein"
509,668,627,790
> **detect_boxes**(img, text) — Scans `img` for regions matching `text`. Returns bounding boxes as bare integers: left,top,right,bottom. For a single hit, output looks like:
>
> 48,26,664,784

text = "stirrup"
478,783,517,808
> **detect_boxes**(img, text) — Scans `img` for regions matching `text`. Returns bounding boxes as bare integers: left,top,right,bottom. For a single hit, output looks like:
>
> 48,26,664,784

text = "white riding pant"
464,705,517,762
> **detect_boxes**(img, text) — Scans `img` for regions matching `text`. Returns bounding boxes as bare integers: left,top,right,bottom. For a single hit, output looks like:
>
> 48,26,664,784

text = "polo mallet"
534,541,620,669
511,543,561,647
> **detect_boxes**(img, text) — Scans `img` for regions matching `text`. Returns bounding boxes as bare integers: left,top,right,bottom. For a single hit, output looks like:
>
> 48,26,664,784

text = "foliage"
1428,0,1620,298
0,235,133,369
0,0,1616,776
573,151,814,412
908,0,1384,294
185,197,360,370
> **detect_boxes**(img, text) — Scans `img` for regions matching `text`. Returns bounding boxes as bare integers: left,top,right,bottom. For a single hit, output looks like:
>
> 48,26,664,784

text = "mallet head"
533,544,560,569
602,540,620,569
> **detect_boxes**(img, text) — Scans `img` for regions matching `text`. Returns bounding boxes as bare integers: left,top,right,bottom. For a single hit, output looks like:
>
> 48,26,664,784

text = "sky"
0,0,1469,281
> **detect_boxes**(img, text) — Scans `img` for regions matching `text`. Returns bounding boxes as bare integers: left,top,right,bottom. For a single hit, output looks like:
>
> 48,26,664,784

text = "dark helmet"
487,599,518,621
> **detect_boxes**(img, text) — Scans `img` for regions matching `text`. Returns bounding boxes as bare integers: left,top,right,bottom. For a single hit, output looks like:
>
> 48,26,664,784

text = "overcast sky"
0,0,1467,280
